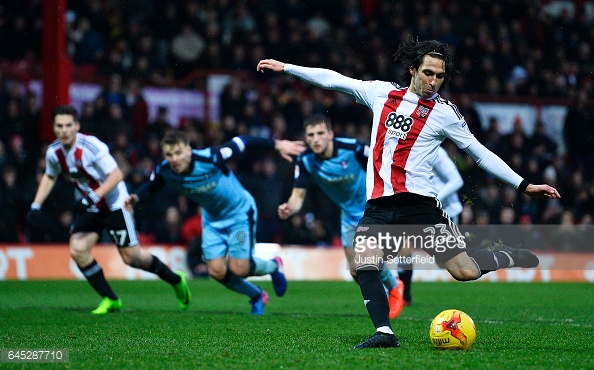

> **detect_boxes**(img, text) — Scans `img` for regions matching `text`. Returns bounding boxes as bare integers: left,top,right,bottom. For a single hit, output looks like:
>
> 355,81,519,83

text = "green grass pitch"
1,279,592,369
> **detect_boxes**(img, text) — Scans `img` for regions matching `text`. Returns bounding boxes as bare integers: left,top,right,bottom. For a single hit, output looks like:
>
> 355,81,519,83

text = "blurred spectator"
483,116,503,155
100,74,127,113
125,78,149,142
564,91,594,173
242,157,283,243
459,204,474,225
170,24,205,78
111,130,139,168
517,214,547,251
456,94,483,142
219,78,248,122
154,2,180,66
154,206,183,243
282,214,313,245
0,165,23,242
70,16,104,65
79,101,101,136
501,117,529,163
529,121,557,163
145,106,172,142
498,207,516,225
3,15,30,61
100,103,132,145
180,206,202,245
221,2,257,45
309,218,331,247
7,134,34,179
552,210,581,251
478,183,502,222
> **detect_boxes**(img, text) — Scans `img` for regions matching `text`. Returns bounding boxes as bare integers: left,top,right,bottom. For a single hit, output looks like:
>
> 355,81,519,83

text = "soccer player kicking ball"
125,130,305,314
278,114,405,319
257,39,560,348
27,105,191,314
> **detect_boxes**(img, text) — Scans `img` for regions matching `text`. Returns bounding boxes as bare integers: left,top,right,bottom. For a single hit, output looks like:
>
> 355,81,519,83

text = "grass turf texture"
1,280,592,369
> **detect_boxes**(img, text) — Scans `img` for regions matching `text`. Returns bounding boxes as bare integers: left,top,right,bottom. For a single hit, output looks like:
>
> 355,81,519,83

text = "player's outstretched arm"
524,184,561,199
258,59,363,98
464,142,561,200
257,59,285,73
274,140,306,162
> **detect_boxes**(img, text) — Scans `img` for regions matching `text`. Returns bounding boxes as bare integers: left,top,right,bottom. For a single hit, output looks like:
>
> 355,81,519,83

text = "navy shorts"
71,208,139,247
355,193,466,264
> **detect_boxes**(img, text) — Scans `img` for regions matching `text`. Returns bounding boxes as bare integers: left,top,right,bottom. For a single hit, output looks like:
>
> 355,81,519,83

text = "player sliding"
126,130,305,314
27,105,191,314
278,114,405,319
257,39,560,347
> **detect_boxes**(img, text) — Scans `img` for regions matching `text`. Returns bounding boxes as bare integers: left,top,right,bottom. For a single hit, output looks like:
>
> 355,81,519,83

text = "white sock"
376,326,394,335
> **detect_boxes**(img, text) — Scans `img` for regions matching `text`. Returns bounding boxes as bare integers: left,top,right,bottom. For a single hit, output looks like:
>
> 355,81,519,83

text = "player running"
27,105,191,314
125,130,305,314
278,114,404,319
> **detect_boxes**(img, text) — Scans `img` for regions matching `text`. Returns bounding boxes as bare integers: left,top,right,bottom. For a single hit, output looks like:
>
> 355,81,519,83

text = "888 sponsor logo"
384,112,413,140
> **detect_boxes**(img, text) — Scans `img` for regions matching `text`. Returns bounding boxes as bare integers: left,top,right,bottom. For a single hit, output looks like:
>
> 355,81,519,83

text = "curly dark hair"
393,39,453,90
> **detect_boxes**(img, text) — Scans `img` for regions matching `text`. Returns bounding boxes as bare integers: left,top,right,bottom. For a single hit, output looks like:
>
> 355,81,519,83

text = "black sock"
219,270,261,299
357,269,391,330
79,260,118,300
398,265,413,302
147,256,181,285
469,249,512,275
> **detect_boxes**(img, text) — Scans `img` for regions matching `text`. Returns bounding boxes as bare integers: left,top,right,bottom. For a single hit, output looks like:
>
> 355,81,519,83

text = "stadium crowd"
0,0,592,252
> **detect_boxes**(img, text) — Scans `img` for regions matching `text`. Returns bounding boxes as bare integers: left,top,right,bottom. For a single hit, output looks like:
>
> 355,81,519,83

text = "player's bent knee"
69,244,89,259
207,263,226,280
118,248,142,267
206,258,227,281
209,269,225,281
121,254,141,268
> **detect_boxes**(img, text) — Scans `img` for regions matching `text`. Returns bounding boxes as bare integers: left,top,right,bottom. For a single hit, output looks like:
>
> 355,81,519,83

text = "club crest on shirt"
341,160,348,169
415,105,430,118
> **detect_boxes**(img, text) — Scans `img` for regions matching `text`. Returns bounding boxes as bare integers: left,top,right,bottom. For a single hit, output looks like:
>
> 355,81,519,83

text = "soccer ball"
429,309,476,350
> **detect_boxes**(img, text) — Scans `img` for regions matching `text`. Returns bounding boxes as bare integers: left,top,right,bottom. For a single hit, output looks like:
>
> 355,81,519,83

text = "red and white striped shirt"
285,64,478,200
45,133,129,211
361,83,476,199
